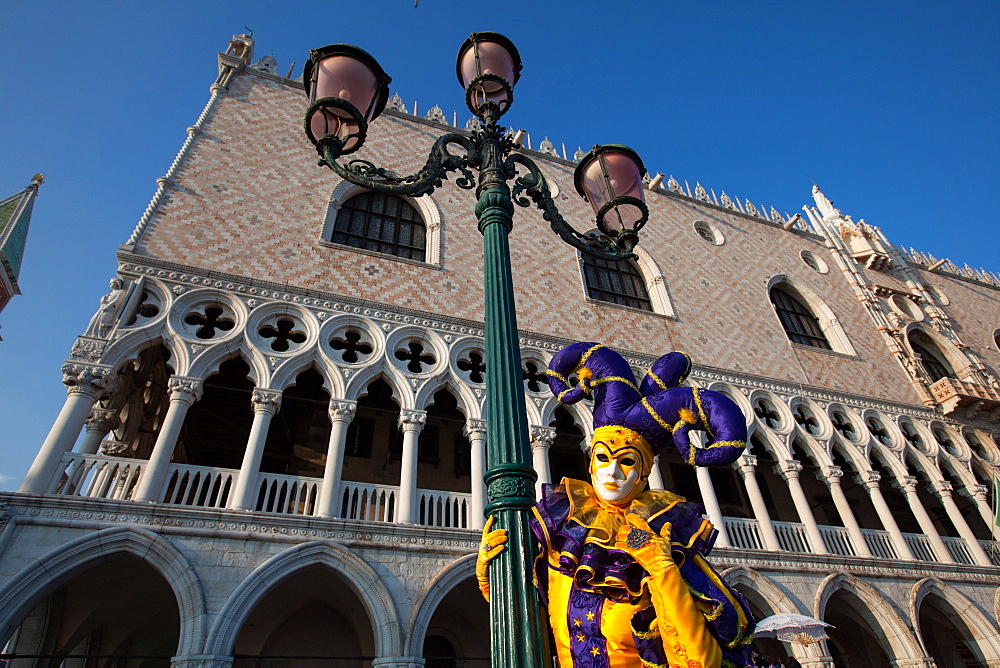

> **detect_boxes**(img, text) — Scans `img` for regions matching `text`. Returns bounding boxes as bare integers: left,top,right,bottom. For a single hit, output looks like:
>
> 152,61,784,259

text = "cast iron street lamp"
302,32,649,668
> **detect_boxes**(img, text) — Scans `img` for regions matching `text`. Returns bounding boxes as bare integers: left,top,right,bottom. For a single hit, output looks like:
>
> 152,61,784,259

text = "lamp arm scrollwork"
318,132,481,197
505,153,637,261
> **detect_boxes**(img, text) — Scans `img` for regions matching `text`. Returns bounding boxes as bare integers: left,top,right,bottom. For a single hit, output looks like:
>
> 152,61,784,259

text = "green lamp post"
302,32,649,668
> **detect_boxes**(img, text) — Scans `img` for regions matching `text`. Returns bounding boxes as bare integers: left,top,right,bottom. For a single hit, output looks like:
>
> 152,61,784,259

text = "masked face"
589,440,646,505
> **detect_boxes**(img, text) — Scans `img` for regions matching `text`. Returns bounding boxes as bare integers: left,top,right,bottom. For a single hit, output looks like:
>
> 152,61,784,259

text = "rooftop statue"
478,342,755,667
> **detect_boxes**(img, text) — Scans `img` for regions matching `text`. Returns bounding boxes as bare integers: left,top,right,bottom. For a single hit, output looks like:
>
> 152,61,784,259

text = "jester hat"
546,342,747,467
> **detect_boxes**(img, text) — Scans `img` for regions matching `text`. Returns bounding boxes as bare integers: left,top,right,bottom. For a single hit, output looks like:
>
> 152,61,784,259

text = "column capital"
464,418,487,439
775,460,803,480
735,455,758,476
929,479,953,499
529,425,556,450
818,465,843,485
328,399,358,423
398,409,427,433
251,388,283,415
167,376,203,406
61,362,117,399
961,484,989,502
894,475,919,495
85,407,121,433
856,470,881,489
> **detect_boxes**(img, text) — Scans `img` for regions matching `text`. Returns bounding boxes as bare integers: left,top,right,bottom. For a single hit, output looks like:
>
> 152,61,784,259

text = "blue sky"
1,1,997,490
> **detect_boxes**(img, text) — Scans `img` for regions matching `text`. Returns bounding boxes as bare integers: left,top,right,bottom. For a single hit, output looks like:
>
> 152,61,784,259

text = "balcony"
930,376,1000,416
48,453,472,529
46,454,999,566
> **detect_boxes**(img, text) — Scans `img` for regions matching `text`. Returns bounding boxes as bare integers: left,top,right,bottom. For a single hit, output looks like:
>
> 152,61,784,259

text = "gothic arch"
415,375,480,421
204,540,401,658
321,181,443,265
187,343,269,388
403,553,477,657
813,571,923,661
345,365,413,410
904,323,971,381
103,327,185,375
629,244,676,316
721,567,800,616
0,527,207,657
539,396,594,444
909,578,1000,661
766,275,856,355
268,353,344,398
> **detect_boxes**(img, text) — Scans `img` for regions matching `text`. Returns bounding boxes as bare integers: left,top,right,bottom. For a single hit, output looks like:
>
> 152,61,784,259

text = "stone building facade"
1,36,998,667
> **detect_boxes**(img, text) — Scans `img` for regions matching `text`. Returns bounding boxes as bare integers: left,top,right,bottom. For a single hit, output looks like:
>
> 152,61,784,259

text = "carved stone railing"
49,453,142,501
418,488,471,529
724,516,764,550
340,480,397,522
162,463,235,510
254,471,321,516
772,520,812,553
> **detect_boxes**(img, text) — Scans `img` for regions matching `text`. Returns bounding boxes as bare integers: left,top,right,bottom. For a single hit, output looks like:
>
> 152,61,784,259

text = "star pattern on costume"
590,647,600,657
585,611,596,620
575,633,585,642
573,617,582,627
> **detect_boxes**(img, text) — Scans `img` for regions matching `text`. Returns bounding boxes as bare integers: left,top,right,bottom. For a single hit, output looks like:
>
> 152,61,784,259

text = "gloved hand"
476,515,507,601
614,513,674,573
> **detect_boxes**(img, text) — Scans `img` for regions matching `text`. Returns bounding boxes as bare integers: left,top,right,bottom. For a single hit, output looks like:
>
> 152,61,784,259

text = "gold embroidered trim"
579,343,604,366
692,388,713,440
590,375,640,393
646,369,669,392
641,397,674,432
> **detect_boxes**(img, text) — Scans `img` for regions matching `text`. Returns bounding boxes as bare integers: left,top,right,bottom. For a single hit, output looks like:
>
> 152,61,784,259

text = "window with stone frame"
331,191,427,261
907,330,954,382
581,254,652,311
769,284,832,350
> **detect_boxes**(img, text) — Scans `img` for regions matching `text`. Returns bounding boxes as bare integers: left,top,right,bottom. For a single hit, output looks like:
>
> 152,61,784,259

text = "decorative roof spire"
811,184,841,219
0,174,43,318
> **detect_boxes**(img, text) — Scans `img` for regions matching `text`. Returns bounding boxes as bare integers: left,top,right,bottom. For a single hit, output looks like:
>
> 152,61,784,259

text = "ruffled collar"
531,478,716,603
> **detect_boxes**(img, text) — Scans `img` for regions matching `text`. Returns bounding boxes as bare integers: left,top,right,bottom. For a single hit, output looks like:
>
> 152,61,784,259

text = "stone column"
396,409,426,524
735,455,781,551
318,399,357,518
465,418,488,530
229,389,283,511
695,466,731,547
647,455,665,491
79,408,122,455
133,377,202,502
776,460,828,554
818,465,872,557
529,426,556,499
961,484,1000,541
930,480,992,566
856,471,915,560
20,364,116,494
895,476,953,563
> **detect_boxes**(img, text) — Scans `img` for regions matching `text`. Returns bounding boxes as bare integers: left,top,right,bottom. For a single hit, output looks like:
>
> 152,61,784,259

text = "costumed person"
477,342,755,667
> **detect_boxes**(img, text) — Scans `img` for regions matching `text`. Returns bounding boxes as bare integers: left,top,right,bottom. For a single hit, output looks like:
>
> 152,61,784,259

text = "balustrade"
161,464,234,509
254,471,321,516
50,453,141,501
724,517,764,550
41,456,1000,567
418,488,470,529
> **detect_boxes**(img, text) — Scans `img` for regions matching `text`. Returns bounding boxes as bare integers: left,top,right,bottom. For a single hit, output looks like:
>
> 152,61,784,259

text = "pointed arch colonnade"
18,276,1000,568
1,521,996,667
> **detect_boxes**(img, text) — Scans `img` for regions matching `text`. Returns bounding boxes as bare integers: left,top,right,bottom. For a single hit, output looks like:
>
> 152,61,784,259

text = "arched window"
331,191,426,261
581,254,652,311
769,284,831,349
907,330,954,382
